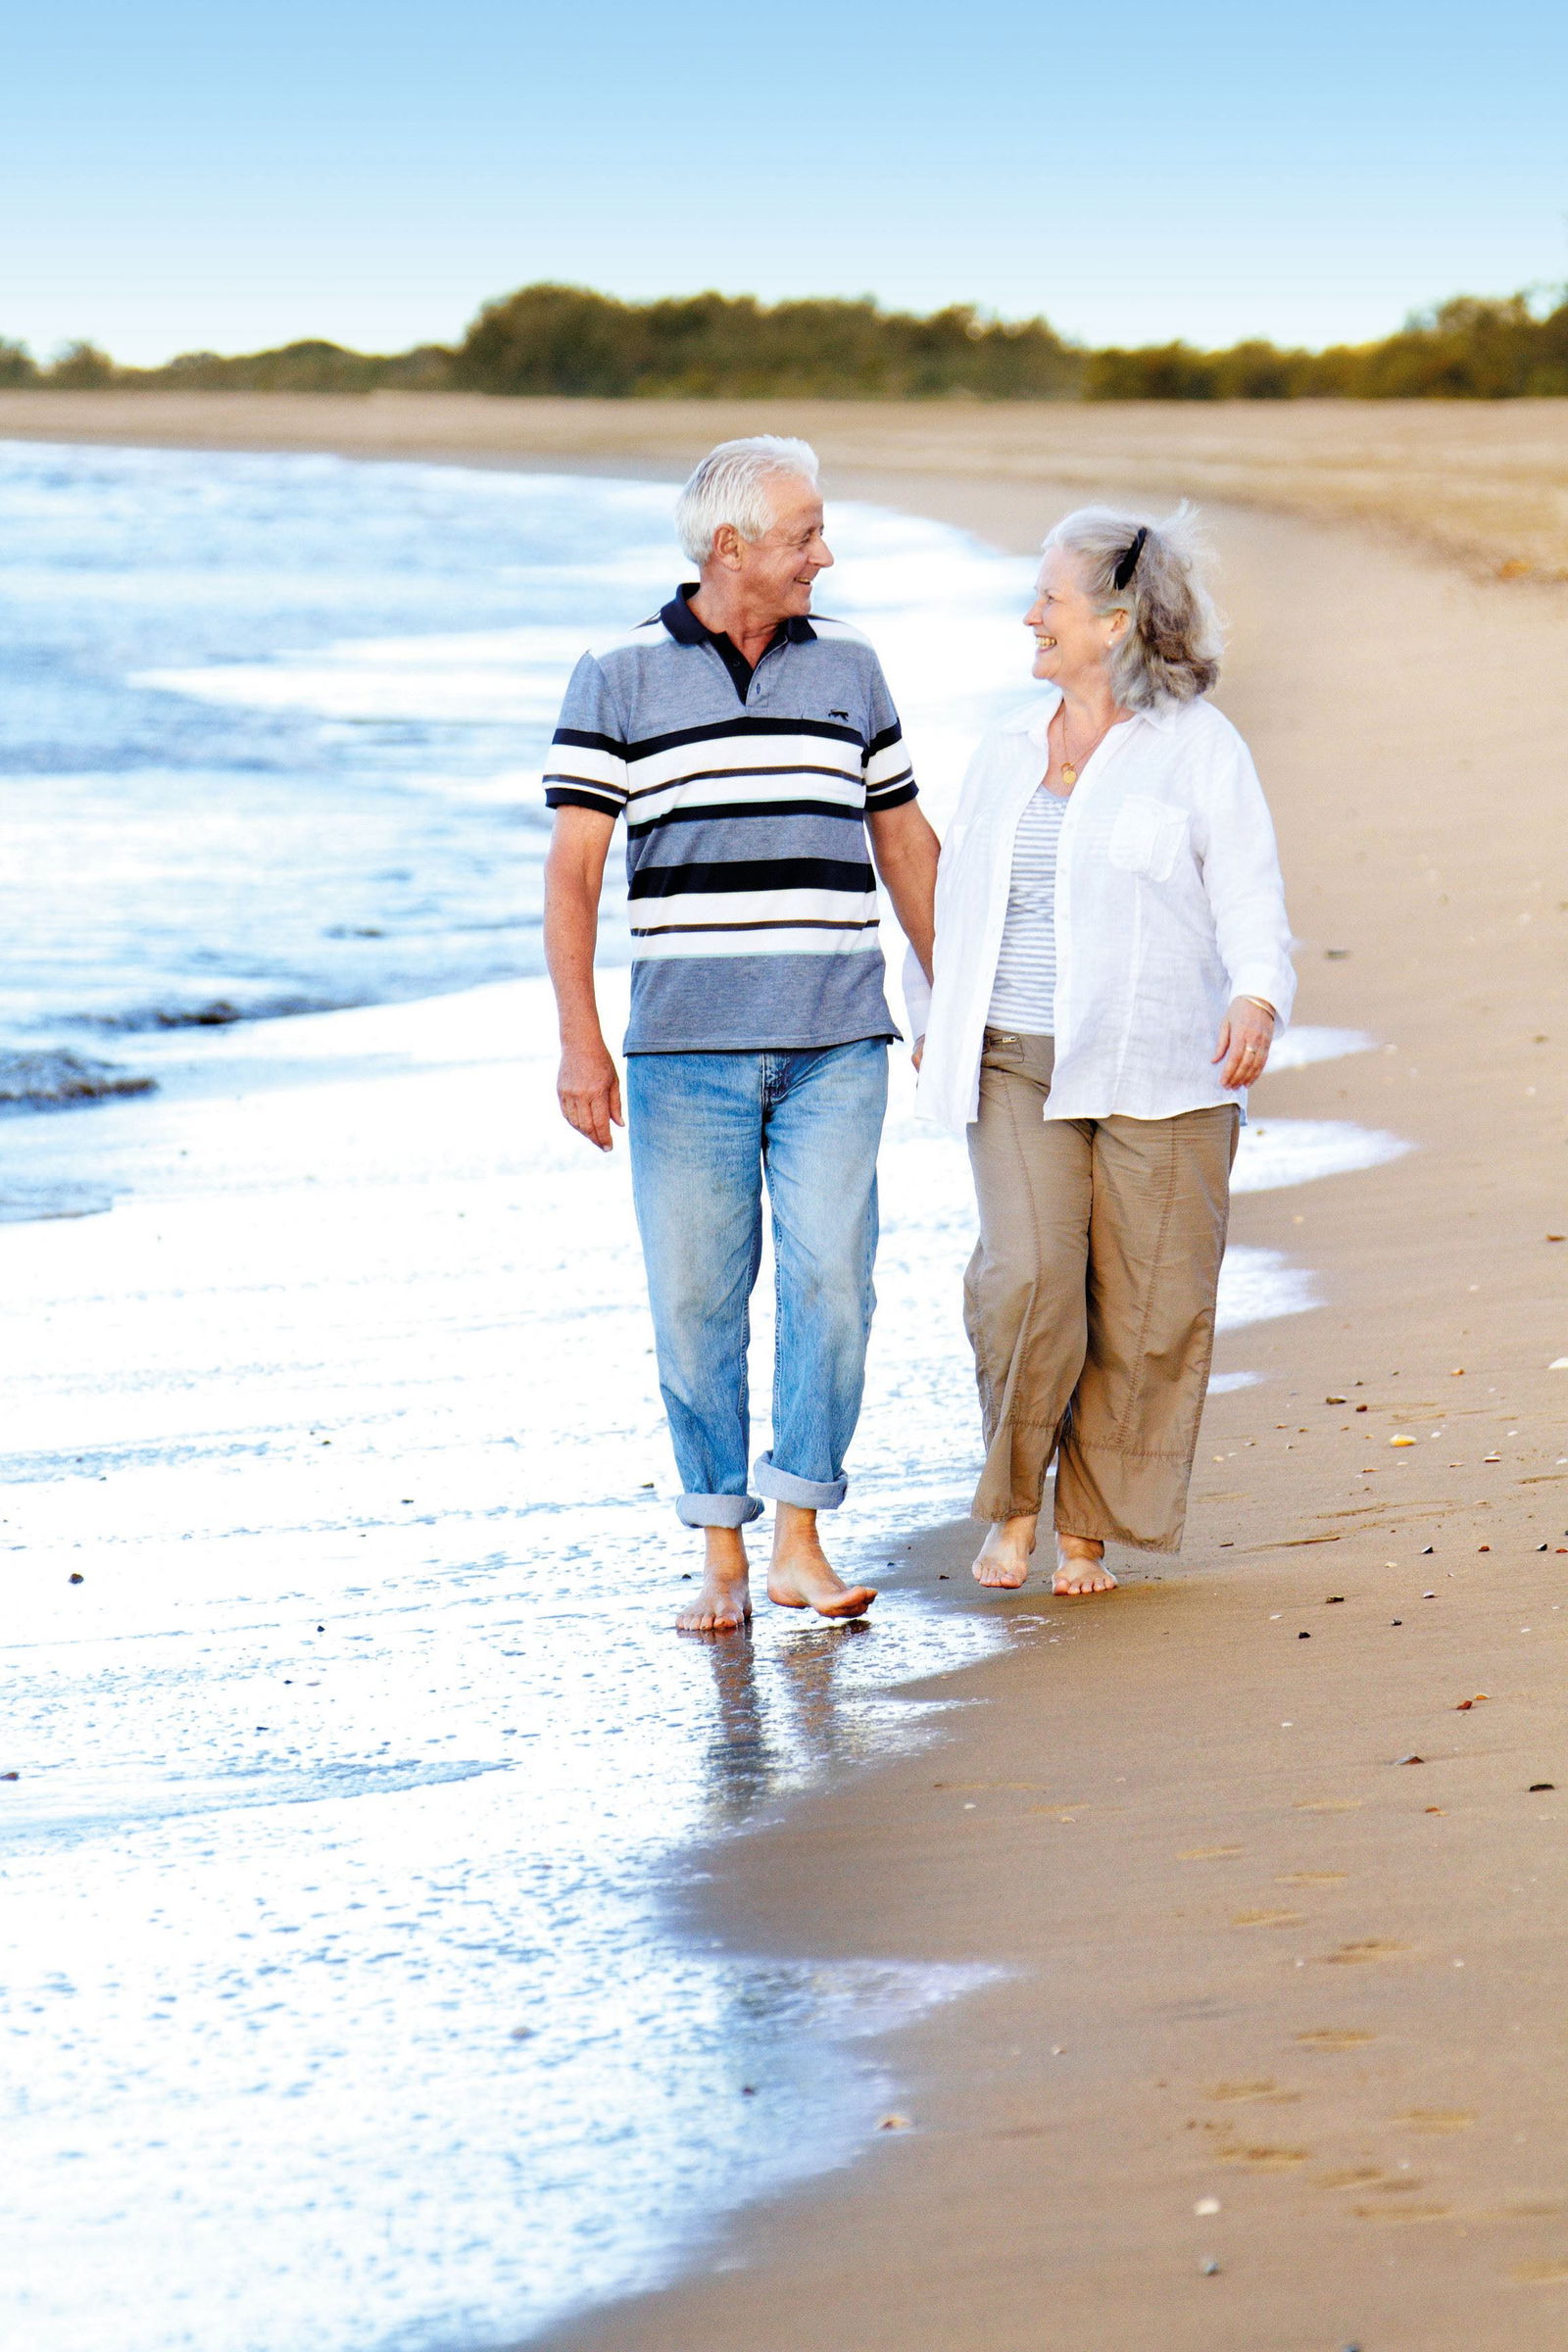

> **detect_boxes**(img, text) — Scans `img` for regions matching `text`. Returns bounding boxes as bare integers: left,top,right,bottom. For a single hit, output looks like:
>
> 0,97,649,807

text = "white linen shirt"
906,688,1296,1135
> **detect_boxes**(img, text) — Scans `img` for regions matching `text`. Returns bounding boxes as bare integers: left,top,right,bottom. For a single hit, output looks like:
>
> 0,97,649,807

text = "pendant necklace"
1056,702,1108,790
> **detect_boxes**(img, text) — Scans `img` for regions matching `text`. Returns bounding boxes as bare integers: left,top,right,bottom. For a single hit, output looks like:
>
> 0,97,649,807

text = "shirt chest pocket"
1106,793,1190,884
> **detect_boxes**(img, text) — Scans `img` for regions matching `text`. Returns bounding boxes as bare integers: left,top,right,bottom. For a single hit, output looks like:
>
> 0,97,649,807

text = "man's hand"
911,1034,925,1072
1213,996,1275,1090
559,1039,623,1152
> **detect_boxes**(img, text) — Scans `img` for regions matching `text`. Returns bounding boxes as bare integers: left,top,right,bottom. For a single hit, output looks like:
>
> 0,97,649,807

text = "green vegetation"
456,285,1082,397
6,284,1568,400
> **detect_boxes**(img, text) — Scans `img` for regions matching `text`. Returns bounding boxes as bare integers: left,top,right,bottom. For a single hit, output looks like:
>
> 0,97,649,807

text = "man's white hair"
674,435,820,566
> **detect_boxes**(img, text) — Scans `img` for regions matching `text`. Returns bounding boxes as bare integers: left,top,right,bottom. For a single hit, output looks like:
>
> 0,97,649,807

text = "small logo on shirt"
828,708,849,720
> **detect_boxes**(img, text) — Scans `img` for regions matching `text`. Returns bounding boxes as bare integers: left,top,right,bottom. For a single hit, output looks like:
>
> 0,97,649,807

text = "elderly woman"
906,507,1294,1597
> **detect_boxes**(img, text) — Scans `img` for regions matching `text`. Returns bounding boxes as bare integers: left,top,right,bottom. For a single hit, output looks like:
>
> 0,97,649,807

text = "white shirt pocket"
1107,793,1190,884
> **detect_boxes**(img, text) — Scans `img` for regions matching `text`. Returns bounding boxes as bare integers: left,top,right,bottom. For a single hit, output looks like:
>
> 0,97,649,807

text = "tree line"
5,283,1567,401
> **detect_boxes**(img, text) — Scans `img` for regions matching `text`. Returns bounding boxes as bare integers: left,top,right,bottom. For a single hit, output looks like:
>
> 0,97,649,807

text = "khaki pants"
964,1030,1239,1551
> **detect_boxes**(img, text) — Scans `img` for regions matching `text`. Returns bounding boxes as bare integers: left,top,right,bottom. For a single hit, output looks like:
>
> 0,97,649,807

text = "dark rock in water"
0,1051,155,1106
153,1000,243,1028
89,991,356,1033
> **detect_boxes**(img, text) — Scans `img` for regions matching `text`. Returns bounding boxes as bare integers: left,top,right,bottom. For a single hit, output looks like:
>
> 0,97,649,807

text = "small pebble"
1200,2256,1221,2276
68,1572,84,1585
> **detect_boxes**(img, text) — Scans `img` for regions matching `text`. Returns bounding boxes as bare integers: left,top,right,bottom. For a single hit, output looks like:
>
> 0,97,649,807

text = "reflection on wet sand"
691,1621,877,1829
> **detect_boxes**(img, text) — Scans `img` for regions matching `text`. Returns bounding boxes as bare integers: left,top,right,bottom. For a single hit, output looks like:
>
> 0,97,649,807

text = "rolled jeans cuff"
676,1493,764,1529
752,1452,848,1511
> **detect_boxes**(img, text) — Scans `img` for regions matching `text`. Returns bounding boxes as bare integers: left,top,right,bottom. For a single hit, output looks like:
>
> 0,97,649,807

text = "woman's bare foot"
973,1513,1037,1589
1053,1534,1117,1596
676,1528,753,1634
767,1501,877,1620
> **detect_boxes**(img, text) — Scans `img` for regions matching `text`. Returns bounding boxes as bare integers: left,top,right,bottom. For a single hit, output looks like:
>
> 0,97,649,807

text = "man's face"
722,473,834,619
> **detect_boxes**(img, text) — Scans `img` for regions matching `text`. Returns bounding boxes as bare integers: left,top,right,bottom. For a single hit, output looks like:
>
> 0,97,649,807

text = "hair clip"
1112,526,1148,590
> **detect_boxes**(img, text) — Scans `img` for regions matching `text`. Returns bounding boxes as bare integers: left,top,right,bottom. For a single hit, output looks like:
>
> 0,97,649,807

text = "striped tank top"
986,784,1068,1033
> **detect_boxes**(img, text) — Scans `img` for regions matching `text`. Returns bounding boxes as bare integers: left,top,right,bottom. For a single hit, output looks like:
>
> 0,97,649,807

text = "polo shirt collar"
660,583,817,647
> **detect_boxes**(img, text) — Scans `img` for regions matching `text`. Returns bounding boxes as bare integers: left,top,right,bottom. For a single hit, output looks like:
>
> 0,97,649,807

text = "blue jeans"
626,1041,888,1527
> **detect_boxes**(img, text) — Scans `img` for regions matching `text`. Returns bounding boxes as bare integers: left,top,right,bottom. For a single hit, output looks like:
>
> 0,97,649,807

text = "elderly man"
543,435,938,1634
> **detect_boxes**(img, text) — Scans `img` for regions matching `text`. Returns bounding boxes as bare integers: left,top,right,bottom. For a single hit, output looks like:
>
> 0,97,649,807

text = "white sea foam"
1265,1023,1377,1070
1233,1116,1412,1192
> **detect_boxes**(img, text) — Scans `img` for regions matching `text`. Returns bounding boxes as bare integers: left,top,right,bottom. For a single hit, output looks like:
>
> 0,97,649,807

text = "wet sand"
3,386,1568,578
13,396,1568,2345
524,494,1568,2343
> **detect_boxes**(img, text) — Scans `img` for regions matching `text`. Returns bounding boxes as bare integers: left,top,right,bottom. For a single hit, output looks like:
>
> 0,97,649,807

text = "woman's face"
1025,547,1123,684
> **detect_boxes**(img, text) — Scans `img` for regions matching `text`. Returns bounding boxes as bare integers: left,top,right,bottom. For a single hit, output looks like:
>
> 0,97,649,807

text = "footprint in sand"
1394,2109,1476,2132
1277,1871,1348,1886
1232,1908,1307,1928
1206,2081,1303,2105
1352,2201,1451,2222
1319,1938,1409,1963
1512,2260,1568,2284
1297,2028,1377,2049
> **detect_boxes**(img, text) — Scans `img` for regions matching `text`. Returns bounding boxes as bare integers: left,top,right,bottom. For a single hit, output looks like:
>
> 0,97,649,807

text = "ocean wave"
0,1050,154,1106
82,990,359,1033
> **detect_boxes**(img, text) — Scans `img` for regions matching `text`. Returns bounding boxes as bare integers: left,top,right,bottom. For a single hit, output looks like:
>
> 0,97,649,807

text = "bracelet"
1239,996,1276,1020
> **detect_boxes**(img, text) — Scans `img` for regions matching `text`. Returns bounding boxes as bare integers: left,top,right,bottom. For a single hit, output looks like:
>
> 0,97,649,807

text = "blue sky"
5,0,1565,366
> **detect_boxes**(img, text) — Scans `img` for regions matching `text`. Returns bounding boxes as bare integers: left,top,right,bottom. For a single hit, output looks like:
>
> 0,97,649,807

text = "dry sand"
3,387,1568,579
13,393,1568,2345
521,483,1566,2346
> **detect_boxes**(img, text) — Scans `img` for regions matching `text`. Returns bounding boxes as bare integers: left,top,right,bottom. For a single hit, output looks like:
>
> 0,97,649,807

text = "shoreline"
4,387,1568,579
8,423,1568,2346
516,475,1568,2342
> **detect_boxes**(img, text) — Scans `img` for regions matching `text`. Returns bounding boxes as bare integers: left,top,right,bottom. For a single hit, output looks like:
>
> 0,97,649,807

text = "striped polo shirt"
544,585,918,1053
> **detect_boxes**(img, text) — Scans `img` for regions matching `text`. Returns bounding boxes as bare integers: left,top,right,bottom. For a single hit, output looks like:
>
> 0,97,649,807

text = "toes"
817,1585,876,1618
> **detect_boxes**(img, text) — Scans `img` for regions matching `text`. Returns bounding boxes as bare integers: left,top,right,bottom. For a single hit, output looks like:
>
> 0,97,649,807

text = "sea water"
0,444,1406,2352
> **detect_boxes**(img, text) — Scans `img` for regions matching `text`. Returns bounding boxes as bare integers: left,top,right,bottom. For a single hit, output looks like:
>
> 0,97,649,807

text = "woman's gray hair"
1043,502,1222,709
674,435,820,566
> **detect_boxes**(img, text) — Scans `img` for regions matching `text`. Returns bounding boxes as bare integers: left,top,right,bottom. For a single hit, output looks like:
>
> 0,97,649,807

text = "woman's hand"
911,1034,925,1072
1213,997,1274,1090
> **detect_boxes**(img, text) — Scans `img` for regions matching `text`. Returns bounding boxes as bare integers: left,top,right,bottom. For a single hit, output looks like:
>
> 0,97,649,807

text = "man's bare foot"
973,1513,1037,1589
1053,1534,1117,1596
676,1528,752,1634
766,1501,877,1620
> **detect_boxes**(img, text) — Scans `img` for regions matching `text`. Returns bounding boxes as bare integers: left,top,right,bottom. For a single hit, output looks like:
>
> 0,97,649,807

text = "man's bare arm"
543,805,623,1151
867,800,940,982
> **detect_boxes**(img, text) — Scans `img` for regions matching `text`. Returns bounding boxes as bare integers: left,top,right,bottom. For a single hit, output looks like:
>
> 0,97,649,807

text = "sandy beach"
6,399,1568,2349
533,462,1568,2348
4,386,1568,579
